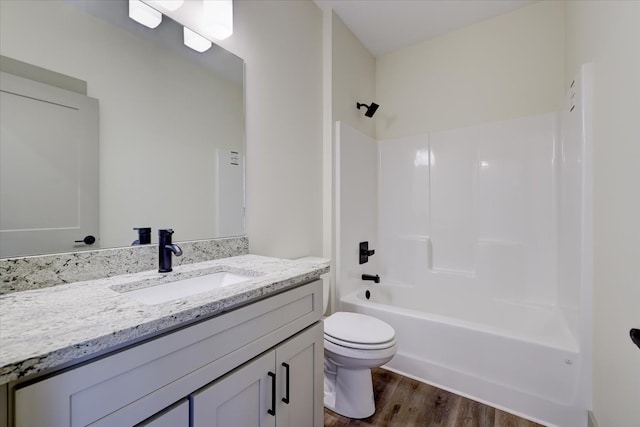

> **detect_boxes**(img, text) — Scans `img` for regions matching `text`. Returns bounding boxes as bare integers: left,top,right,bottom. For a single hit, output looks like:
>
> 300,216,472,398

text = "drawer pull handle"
282,363,290,404
268,371,276,416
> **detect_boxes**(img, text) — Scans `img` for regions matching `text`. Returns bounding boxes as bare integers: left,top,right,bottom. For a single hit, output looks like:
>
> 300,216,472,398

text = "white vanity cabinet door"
191,323,324,427
275,322,324,427
136,400,189,427
191,350,277,427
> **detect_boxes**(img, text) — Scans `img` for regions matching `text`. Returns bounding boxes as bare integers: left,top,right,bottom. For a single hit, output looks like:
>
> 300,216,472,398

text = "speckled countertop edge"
0,254,329,385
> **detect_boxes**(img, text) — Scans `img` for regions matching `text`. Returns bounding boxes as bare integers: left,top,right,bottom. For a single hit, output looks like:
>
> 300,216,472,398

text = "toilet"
323,311,397,418
296,257,397,419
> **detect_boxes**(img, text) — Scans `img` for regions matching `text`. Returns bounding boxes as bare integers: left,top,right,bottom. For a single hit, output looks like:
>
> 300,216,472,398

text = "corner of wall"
375,0,565,139
330,11,376,139
322,6,336,315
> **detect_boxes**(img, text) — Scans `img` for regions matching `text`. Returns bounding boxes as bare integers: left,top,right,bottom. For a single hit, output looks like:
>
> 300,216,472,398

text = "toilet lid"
324,312,395,345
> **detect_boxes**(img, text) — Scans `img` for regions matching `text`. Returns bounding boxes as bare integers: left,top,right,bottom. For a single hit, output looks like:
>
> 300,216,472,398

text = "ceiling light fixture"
129,0,162,29
203,0,233,40
183,27,213,53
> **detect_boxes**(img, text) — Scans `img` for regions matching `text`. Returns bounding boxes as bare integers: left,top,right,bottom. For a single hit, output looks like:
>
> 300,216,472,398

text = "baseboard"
588,411,598,427
384,353,586,427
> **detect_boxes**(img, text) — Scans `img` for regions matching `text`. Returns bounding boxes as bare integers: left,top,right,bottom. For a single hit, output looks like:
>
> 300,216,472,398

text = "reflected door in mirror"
0,71,99,258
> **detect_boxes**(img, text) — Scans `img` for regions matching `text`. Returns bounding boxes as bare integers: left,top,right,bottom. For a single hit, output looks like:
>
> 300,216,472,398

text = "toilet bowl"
323,312,397,419
294,257,397,419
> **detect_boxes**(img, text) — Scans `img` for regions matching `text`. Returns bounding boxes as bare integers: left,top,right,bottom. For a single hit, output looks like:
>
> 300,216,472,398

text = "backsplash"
0,236,248,295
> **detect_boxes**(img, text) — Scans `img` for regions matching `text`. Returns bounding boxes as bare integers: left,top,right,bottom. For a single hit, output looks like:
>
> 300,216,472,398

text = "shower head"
357,102,379,118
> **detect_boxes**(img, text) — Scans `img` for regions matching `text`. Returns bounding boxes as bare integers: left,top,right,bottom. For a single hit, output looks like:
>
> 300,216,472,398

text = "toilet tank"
294,257,330,314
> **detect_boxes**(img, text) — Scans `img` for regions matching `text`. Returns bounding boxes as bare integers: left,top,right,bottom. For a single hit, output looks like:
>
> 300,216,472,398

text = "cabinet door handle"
282,362,290,404
268,371,276,416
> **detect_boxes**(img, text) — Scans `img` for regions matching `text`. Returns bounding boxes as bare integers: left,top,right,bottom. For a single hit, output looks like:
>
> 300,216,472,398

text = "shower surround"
335,66,593,426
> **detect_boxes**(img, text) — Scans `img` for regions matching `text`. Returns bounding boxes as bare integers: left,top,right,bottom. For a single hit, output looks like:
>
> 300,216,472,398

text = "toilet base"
324,365,375,419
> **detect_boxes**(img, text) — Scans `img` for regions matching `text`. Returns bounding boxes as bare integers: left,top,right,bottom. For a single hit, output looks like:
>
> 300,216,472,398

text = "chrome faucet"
158,229,182,273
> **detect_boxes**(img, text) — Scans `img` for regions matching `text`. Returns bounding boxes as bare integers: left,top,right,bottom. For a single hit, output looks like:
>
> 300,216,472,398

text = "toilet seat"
324,334,396,350
324,336,397,361
324,312,396,350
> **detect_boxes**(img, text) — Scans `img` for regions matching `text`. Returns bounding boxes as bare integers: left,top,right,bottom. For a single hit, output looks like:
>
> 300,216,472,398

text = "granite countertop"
0,254,329,385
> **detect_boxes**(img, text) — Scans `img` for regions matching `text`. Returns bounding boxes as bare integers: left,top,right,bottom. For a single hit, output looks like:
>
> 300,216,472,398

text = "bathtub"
340,285,585,427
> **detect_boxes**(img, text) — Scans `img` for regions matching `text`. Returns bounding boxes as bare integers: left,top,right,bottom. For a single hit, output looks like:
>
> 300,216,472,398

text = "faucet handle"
158,229,180,273
359,241,376,264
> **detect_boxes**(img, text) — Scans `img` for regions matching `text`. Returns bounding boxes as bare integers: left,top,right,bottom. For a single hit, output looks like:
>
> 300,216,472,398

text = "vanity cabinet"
10,280,323,427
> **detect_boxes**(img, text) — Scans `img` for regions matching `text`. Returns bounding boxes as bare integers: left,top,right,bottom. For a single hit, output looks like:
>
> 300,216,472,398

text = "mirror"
0,0,245,258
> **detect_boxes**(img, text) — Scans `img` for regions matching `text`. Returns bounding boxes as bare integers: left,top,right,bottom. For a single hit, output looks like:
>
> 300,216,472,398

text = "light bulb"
149,0,184,12
128,0,162,29
184,27,212,53
203,0,233,40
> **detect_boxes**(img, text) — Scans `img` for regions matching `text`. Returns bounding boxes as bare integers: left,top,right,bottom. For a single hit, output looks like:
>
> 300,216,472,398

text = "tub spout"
362,274,380,284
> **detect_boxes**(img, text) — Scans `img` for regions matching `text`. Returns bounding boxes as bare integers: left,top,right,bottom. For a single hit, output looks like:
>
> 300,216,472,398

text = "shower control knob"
359,241,376,264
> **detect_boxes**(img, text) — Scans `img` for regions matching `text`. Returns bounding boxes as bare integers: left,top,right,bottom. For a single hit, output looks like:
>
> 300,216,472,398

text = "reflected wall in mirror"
0,0,245,258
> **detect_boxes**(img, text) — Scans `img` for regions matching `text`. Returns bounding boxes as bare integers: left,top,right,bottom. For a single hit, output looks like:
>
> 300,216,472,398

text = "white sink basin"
125,271,253,305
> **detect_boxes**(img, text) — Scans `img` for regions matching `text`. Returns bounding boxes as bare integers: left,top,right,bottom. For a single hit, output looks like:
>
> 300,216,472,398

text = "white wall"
215,0,324,259
336,122,379,300
331,12,376,138
0,0,243,248
325,10,376,310
557,65,590,338
564,2,640,426
375,0,565,139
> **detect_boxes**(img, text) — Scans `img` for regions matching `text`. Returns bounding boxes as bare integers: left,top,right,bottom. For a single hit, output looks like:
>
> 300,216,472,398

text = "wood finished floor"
324,368,544,427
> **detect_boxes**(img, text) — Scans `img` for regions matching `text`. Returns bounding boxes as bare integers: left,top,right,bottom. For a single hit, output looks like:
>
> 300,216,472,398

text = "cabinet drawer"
14,280,322,427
